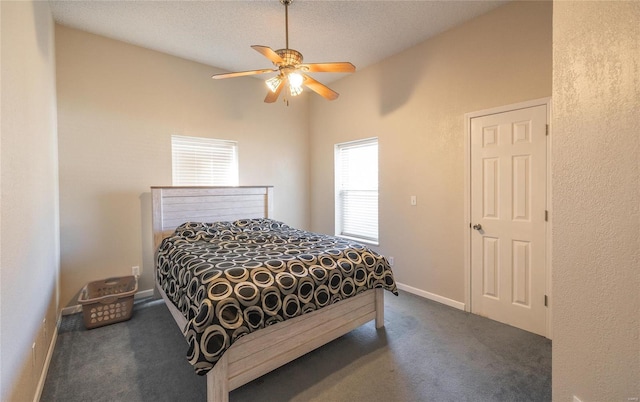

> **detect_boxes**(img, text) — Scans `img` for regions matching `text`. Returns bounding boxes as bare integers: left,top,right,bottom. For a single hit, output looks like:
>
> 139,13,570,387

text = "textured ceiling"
49,0,508,83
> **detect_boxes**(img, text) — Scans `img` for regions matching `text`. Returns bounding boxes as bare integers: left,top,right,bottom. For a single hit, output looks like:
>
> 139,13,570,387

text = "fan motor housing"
275,49,303,67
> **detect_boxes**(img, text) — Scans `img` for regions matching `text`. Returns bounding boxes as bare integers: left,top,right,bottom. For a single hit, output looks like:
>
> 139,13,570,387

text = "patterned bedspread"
155,219,397,375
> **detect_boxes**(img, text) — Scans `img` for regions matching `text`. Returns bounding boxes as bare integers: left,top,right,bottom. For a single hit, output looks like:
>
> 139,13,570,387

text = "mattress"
155,218,397,375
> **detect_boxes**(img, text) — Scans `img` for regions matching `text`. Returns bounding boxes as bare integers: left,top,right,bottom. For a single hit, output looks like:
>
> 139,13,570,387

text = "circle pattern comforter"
156,218,398,375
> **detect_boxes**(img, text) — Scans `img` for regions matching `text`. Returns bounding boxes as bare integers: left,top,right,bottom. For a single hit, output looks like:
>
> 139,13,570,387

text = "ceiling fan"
211,0,355,104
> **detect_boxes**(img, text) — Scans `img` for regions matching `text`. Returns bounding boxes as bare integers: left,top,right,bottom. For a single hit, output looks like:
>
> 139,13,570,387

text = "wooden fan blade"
212,69,275,79
299,62,355,73
264,79,284,103
251,45,284,64
302,74,339,100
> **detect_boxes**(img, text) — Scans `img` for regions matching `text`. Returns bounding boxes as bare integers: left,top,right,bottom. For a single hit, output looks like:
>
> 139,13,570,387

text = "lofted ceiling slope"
50,1,508,83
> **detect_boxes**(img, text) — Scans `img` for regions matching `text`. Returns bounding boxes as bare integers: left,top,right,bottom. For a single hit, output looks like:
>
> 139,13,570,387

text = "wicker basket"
78,276,138,329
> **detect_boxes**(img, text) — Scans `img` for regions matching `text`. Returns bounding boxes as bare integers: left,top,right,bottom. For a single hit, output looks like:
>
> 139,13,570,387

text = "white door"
470,105,547,336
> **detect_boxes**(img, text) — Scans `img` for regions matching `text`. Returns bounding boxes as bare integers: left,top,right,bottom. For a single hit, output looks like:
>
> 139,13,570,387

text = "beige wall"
552,1,640,400
1,1,60,400
55,26,310,307
309,1,552,303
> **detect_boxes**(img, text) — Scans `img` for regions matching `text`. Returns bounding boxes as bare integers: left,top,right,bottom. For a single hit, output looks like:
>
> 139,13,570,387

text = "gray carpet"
41,291,551,401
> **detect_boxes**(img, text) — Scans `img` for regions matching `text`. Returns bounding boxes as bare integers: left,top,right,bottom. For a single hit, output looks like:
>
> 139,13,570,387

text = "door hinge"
546,124,549,136
544,295,548,307
545,210,549,222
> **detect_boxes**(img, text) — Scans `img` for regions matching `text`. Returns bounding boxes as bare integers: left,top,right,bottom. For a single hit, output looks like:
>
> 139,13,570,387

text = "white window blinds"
171,135,239,186
335,138,378,244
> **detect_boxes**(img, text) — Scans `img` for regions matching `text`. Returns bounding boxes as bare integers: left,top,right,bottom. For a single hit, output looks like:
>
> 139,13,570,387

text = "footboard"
158,285,384,402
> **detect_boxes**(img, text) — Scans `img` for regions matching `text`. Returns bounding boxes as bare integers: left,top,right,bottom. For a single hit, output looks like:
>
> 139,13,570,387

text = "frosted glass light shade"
288,72,303,96
266,75,282,92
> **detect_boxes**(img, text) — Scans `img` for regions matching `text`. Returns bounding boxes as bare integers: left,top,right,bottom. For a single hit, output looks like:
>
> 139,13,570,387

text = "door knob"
472,224,482,231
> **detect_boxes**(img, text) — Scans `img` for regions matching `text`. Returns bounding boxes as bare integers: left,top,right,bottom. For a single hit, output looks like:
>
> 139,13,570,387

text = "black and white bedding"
155,218,397,375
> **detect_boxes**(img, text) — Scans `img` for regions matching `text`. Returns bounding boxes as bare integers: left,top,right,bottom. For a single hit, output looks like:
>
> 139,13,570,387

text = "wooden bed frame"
151,186,385,402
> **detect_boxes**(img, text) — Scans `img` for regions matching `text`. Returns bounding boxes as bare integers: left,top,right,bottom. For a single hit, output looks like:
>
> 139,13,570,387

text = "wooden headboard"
151,186,273,250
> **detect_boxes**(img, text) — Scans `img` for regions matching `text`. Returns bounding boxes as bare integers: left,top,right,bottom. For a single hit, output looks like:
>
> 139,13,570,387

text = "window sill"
336,234,379,247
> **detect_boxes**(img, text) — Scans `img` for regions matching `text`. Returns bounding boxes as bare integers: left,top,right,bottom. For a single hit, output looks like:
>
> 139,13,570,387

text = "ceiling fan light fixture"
266,75,283,92
288,72,304,96
288,72,303,86
289,84,303,97
212,0,354,103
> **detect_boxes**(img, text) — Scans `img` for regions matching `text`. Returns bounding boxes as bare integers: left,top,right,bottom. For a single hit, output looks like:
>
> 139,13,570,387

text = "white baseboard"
33,316,59,402
396,282,466,311
61,305,82,316
135,288,155,300
61,288,156,316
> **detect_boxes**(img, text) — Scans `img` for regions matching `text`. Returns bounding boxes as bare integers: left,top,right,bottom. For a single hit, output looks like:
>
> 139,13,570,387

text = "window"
335,138,378,244
171,135,238,186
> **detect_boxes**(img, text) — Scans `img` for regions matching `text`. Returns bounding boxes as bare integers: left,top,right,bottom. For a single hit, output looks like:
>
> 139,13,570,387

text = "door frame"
463,97,553,338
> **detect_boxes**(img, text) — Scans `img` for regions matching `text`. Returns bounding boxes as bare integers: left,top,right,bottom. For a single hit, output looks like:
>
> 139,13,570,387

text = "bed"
151,186,396,402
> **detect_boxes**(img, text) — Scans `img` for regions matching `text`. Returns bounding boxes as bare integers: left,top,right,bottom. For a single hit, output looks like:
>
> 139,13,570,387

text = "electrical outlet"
132,266,140,276
410,195,417,206
388,256,395,266
43,318,47,342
